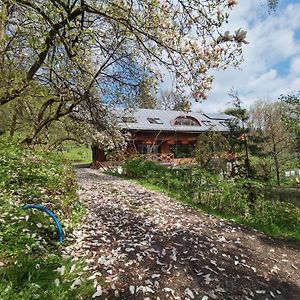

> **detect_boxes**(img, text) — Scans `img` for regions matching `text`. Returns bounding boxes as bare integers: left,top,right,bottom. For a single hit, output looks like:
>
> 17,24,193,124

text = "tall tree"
279,93,300,163
136,79,158,109
158,90,190,111
249,100,291,186
225,90,254,178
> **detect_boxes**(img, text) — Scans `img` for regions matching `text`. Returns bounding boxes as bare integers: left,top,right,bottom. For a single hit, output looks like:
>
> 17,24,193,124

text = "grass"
0,198,94,300
0,255,95,300
0,137,95,299
110,157,300,245
63,146,92,164
134,178,300,244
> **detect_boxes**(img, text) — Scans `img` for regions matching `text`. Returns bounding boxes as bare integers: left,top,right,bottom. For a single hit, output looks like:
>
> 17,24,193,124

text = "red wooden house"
92,108,231,166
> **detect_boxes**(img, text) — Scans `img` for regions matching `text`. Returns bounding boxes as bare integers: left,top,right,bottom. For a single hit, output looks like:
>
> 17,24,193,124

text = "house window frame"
173,116,200,126
137,143,160,154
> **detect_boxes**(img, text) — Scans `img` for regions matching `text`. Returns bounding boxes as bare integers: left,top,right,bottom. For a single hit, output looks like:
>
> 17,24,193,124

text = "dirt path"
64,169,300,300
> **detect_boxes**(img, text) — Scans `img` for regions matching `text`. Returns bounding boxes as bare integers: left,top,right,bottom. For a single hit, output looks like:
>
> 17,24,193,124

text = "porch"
94,153,195,168
145,153,195,165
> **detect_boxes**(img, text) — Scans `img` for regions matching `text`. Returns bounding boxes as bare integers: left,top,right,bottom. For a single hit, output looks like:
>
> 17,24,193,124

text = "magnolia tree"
0,0,247,146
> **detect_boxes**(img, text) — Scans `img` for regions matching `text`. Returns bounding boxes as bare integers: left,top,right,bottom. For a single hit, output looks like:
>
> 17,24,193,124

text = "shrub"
252,199,300,231
121,159,300,241
190,170,251,216
122,156,168,179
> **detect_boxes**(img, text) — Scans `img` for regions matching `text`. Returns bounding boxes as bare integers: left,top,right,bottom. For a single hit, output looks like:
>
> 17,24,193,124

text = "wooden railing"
91,160,121,169
146,153,174,163
144,153,195,165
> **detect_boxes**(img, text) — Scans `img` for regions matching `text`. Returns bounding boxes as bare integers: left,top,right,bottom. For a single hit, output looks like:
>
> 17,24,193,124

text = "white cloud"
289,56,300,75
196,0,300,113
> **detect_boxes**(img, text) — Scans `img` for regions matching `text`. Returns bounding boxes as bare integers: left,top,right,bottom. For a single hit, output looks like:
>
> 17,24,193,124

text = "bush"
122,156,168,179
191,170,252,216
121,159,300,241
252,199,300,231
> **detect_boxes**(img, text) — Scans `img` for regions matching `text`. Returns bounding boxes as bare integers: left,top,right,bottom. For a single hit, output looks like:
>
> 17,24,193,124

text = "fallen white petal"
54,278,60,287
92,285,102,298
185,288,194,298
129,285,135,294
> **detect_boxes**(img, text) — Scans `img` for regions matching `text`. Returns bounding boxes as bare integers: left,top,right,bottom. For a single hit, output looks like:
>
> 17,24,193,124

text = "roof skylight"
219,121,228,127
147,117,163,124
202,120,213,126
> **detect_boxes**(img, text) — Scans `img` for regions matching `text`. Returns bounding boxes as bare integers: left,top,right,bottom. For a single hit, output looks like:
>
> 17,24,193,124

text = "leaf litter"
62,169,300,299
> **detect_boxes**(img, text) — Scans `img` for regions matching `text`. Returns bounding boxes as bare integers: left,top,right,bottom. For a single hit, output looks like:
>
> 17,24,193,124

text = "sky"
191,0,300,113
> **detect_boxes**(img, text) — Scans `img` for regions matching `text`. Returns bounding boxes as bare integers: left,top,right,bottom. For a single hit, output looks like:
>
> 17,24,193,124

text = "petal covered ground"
64,169,300,300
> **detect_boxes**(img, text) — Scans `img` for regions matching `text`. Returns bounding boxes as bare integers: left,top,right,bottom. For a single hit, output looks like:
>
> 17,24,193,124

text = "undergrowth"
118,156,300,243
0,137,94,299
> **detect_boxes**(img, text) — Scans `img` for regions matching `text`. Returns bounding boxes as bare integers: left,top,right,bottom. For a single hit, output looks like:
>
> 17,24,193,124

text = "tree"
0,0,247,145
268,0,279,11
225,89,255,178
158,90,190,111
249,100,292,186
279,93,300,158
193,130,229,174
0,87,128,152
136,79,158,109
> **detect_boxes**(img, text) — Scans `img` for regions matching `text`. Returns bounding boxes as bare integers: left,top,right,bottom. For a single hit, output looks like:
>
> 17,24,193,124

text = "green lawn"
63,146,92,164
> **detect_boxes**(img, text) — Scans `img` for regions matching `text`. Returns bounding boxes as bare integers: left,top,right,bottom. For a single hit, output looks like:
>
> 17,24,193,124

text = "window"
137,144,160,154
170,144,195,158
147,117,163,124
202,120,213,126
219,121,228,127
173,116,200,126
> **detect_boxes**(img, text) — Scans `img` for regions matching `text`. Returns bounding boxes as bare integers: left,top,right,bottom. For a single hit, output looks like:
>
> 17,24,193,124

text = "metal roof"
117,109,231,132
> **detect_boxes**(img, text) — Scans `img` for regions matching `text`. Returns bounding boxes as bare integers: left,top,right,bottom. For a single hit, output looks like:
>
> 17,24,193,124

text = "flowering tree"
0,0,247,145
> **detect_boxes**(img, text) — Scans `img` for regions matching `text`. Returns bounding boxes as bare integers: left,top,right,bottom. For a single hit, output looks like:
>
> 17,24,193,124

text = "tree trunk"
271,135,280,186
9,109,17,137
273,153,280,186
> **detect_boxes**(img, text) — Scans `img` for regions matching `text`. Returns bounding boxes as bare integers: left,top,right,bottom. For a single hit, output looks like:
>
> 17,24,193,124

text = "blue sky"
191,0,300,112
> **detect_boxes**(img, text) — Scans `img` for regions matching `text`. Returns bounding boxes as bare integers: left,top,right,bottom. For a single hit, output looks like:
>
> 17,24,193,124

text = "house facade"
92,108,232,165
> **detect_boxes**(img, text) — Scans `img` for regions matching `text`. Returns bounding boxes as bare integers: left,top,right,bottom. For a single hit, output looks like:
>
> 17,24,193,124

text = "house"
92,108,232,166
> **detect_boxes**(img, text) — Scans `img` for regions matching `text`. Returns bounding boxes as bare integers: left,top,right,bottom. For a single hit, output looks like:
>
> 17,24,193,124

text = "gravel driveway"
64,168,300,300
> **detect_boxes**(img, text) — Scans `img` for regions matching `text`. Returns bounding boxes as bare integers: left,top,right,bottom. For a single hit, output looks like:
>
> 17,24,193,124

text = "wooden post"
91,147,106,168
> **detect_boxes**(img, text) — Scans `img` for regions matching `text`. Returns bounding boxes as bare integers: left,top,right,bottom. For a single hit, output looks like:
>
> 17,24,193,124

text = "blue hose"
23,204,64,244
